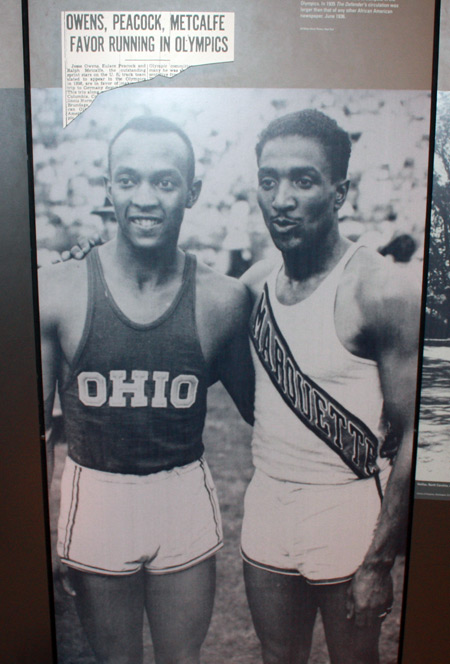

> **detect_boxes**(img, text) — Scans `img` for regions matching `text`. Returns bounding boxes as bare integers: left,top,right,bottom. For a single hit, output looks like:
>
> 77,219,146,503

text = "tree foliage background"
425,92,450,339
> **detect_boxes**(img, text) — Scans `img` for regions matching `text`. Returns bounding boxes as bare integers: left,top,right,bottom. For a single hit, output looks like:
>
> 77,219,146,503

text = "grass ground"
49,383,404,663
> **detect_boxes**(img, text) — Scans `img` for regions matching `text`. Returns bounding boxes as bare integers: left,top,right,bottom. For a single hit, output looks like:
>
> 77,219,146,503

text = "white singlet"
251,242,391,486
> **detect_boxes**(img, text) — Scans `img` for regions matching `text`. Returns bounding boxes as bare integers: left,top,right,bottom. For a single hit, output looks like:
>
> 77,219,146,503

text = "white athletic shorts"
241,467,390,584
57,456,223,575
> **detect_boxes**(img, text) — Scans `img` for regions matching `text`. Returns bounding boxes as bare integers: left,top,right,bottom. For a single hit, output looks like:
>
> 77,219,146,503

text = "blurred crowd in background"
31,87,430,277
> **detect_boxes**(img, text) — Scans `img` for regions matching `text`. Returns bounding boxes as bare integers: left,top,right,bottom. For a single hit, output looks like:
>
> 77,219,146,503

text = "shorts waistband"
66,456,204,484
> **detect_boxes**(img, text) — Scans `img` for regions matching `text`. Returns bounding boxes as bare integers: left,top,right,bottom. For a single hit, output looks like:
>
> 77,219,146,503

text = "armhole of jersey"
333,243,379,367
59,252,96,392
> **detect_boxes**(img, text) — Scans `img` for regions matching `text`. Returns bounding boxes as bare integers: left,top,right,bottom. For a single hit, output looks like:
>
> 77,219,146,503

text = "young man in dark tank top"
38,116,253,664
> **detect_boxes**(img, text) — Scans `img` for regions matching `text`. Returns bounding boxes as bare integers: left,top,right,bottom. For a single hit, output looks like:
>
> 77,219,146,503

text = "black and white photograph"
32,87,430,663
416,90,450,499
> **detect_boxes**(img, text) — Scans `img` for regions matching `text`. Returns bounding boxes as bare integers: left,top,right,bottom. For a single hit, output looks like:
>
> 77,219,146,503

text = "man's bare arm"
348,270,421,627
38,265,83,597
194,261,255,425
213,292,255,425
217,259,278,423
38,268,62,480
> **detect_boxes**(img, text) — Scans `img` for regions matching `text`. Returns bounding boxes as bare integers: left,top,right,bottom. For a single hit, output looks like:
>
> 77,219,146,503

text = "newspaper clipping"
62,11,234,125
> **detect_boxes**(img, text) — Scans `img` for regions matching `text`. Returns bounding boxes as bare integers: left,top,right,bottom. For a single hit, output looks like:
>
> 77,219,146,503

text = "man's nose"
272,181,296,211
132,181,159,207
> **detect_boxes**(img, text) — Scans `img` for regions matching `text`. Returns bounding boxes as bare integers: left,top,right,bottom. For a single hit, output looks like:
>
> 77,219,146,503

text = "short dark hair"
109,115,196,184
256,109,352,182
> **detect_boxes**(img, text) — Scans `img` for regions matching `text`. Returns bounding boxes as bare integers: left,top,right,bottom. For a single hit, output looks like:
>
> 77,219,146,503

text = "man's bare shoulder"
350,246,419,299
347,246,421,335
196,259,250,310
195,260,253,344
38,258,88,322
240,259,278,300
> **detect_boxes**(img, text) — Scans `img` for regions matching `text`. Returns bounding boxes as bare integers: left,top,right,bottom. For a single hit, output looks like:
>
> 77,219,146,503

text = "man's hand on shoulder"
60,232,104,261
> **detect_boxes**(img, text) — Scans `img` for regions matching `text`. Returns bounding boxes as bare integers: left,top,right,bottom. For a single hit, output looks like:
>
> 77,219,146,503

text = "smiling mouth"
129,216,163,230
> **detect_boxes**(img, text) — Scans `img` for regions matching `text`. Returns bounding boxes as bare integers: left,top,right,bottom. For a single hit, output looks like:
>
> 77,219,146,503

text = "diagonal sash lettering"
250,284,380,480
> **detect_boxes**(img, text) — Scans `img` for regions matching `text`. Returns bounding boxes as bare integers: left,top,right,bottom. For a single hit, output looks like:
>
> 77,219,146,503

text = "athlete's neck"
101,237,185,288
281,230,350,283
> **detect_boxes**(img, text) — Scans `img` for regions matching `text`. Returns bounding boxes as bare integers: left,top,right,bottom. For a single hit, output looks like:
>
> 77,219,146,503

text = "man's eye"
158,179,175,191
259,178,276,191
295,178,313,189
117,176,135,187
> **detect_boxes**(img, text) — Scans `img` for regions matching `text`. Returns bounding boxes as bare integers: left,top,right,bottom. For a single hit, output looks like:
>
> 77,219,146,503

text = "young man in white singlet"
240,110,420,664
38,116,253,664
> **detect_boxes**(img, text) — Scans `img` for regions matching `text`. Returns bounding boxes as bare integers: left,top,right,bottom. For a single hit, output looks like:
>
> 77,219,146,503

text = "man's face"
109,129,197,251
257,134,346,253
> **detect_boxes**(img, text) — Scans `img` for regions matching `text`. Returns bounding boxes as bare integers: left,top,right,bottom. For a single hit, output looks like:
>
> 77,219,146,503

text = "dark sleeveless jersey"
60,249,208,474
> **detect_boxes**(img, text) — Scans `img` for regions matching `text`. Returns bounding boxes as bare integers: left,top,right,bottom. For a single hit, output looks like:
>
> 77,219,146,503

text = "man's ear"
334,180,349,211
186,179,202,209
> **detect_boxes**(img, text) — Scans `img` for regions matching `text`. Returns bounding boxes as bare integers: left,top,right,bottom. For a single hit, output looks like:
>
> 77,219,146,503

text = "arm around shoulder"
198,267,255,424
219,278,255,425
